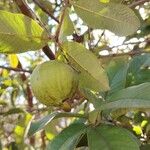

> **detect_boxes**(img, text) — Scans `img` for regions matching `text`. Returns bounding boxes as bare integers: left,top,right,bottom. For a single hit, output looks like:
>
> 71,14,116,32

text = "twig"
0,65,32,73
94,30,105,48
111,38,150,49
129,0,149,8
99,50,150,58
14,0,55,60
42,45,55,60
32,0,59,23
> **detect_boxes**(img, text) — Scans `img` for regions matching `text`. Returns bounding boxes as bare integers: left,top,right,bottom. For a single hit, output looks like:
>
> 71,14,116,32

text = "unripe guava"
30,60,78,107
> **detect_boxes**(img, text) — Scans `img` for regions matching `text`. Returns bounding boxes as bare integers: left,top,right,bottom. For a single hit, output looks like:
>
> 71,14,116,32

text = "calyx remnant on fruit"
30,60,78,107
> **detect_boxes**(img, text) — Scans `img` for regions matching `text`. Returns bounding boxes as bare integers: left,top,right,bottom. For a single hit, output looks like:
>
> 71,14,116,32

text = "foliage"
0,0,150,149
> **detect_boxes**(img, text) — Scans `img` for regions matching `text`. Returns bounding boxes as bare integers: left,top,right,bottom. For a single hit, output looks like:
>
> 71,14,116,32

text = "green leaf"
80,88,102,108
106,57,129,95
100,82,150,110
72,0,140,36
99,0,110,3
87,124,140,150
62,42,110,92
128,54,150,75
28,112,86,136
0,10,49,54
127,54,150,86
47,123,86,150
59,9,74,42
28,112,59,136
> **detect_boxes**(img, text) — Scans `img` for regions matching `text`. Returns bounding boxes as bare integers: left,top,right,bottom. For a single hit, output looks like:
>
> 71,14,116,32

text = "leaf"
72,0,140,36
36,0,53,14
28,112,59,136
79,88,102,108
87,124,140,150
59,9,74,42
128,54,150,75
62,42,110,92
100,82,150,110
8,54,19,68
88,110,101,125
100,0,110,3
106,57,129,95
0,10,49,54
47,123,86,150
127,54,150,86
28,112,86,136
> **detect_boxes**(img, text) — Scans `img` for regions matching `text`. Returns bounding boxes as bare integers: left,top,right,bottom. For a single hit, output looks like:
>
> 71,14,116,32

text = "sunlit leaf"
0,10,49,54
133,125,143,135
100,0,110,3
62,42,110,92
8,54,19,68
72,0,140,36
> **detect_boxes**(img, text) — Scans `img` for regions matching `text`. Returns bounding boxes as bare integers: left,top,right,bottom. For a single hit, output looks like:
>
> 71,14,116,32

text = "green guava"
30,60,78,106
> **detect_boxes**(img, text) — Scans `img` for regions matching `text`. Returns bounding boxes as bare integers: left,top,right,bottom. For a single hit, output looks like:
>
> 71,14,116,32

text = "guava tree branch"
14,0,55,60
32,0,59,23
129,0,150,8
99,50,150,58
0,65,32,73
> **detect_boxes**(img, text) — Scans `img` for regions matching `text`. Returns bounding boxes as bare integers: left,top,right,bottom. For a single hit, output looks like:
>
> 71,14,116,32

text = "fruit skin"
30,60,78,106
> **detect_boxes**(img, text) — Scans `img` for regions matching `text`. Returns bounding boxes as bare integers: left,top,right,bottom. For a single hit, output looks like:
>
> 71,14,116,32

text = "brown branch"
0,65,32,73
14,0,55,60
99,50,150,58
129,0,149,8
32,0,59,23
42,45,55,60
111,38,150,49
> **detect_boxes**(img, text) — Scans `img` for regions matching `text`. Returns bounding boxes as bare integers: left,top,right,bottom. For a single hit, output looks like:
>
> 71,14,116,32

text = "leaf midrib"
65,51,107,89
0,31,49,41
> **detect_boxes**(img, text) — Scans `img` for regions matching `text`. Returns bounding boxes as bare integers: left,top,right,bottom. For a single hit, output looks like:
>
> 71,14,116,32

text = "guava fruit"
30,60,78,107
